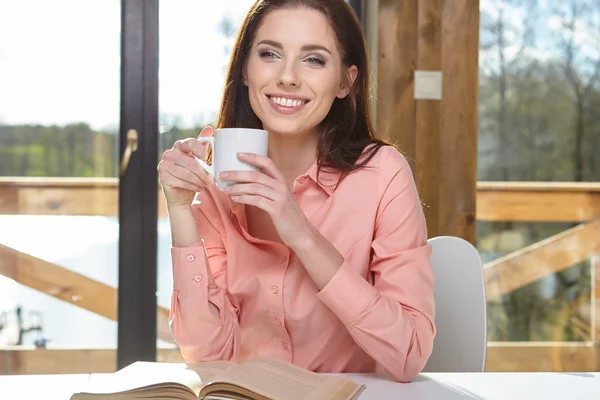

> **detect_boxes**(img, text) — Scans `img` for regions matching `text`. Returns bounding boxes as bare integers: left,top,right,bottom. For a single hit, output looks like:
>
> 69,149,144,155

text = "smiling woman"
158,0,435,383
216,0,386,175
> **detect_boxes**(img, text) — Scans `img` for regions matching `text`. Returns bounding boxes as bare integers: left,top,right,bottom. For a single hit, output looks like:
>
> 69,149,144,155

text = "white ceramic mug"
196,128,269,189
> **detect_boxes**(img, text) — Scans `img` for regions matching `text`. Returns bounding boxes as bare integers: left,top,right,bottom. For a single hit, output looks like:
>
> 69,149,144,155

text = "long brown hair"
215,0,390,174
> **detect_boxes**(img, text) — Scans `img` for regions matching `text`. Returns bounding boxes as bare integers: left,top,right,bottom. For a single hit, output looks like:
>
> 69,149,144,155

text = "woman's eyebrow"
256,39,332,55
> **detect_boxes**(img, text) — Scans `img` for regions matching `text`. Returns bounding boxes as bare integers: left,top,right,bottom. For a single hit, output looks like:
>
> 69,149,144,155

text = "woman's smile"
266,94,311,115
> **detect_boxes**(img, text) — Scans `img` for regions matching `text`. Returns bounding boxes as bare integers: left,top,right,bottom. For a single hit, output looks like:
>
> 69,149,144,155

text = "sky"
0,0,255,131
479,0,599,76
0,0,597,131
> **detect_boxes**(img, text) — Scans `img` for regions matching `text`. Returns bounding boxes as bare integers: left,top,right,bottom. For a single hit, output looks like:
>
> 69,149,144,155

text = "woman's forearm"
291,223,344,290
168,205,201,247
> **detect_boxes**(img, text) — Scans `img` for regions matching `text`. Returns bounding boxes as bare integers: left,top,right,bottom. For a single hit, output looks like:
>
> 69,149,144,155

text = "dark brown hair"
215,0,390,174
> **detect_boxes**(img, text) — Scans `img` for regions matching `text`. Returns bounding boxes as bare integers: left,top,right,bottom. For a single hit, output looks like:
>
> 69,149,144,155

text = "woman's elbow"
389,324,435,383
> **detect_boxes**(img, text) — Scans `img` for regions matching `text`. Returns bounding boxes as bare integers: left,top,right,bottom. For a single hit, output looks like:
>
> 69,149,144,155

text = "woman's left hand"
219,153,312,249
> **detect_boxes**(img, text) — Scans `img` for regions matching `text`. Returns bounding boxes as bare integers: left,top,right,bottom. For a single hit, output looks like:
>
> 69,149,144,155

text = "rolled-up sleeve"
169,202,240,363
317,151,435,382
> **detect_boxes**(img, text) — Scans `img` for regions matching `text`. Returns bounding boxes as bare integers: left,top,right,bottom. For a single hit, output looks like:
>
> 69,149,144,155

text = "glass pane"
479,221,594,342
478,0,599,371
156,0,257,358
0,0,121,374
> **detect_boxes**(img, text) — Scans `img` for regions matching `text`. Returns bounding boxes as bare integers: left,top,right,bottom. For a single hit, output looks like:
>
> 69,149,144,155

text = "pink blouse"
169,145,435,382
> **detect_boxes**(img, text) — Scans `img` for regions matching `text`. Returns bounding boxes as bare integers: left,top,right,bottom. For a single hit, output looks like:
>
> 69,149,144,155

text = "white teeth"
270,96,306,107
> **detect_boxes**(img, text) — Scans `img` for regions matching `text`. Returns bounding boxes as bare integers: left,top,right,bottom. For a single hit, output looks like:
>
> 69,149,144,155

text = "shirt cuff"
170,241,214,290
316,259,378,326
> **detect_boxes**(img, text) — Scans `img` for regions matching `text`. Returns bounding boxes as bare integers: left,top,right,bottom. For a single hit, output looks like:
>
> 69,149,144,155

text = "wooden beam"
0,177,169,218
0,347,184,375
485,343,597,372
1,343,596,374
477,182,600,222
484,219,600,299
0,244,173,343
2,178,599,223
377,0,418,164
438,0,479,244
594,255,600,368
377,0,479,243
415,0,443,241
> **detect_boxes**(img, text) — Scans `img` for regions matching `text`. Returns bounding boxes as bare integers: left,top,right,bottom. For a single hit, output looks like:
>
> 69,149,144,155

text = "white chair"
422,236,487,372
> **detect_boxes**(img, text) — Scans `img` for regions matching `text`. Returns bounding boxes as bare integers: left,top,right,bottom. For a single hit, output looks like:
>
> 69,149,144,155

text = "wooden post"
377,0,479,244
595,255,600,369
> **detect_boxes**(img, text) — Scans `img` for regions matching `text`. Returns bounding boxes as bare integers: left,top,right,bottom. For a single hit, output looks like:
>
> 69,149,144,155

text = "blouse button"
187,255,195,262
194,274,202,282
271,286,278,294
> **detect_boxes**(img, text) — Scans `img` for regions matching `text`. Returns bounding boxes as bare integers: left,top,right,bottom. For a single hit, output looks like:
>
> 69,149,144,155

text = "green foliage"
0,122,214,178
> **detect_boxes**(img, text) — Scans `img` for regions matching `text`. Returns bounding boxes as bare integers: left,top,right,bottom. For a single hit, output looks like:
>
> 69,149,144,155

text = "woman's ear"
337,65,358,99
243,65,249,86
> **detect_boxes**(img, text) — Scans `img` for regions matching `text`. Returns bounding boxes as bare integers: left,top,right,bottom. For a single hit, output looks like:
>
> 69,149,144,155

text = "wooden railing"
1,177,599,374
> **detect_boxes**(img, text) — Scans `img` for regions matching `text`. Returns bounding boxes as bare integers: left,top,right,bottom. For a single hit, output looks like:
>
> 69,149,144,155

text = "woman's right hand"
158,126,214,210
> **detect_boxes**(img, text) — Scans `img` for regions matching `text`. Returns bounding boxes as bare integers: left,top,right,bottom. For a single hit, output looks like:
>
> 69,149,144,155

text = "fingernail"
219,172,228,178
223,186,231,192
231,196,240,201
237,152,248,157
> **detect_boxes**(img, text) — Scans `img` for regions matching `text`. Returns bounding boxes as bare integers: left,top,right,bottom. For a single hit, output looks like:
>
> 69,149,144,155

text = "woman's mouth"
266,95,310,115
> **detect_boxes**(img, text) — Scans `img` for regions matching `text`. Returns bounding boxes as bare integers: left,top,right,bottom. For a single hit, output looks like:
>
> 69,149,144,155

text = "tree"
551,0,600,181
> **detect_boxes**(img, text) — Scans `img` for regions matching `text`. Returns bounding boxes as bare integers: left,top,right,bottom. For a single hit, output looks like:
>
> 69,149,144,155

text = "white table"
1,371,599,399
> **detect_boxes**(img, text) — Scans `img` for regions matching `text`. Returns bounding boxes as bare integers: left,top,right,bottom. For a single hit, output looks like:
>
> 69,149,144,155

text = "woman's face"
244,8,357,138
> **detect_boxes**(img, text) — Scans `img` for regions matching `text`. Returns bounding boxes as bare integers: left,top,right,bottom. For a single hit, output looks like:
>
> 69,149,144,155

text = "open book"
70,357,366,400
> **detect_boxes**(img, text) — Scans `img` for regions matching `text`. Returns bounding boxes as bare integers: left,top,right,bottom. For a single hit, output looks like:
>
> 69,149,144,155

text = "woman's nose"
277,61,299,87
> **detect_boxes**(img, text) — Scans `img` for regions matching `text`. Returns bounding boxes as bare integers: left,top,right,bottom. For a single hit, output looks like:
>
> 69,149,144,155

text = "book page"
200,357,363,400
186,360,238,384
77,361,235,397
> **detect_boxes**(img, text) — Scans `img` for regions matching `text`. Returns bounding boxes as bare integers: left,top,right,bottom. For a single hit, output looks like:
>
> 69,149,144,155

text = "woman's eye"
259,50,278,59
306,57,326,66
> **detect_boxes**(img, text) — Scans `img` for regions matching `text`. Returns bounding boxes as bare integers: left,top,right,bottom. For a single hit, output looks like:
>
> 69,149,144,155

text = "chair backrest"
422,236,487,372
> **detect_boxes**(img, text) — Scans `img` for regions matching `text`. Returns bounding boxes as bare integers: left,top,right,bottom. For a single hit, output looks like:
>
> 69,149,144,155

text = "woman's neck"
267,129,319,188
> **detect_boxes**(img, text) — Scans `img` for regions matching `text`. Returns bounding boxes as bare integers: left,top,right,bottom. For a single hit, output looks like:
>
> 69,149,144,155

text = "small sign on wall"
414,70,443,100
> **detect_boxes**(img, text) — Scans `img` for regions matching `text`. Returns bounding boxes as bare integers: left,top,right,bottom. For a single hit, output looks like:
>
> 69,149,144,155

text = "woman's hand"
157,126,215,210
220,153,311,249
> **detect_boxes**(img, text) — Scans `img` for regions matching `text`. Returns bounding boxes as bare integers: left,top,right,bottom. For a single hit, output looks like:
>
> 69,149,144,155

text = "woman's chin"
262,122,311,137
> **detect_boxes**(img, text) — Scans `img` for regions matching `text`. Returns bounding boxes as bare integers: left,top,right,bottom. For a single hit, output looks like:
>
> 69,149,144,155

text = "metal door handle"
120,129,139,177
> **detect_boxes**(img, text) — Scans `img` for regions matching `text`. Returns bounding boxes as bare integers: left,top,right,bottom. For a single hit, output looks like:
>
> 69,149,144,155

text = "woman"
158,0,435,383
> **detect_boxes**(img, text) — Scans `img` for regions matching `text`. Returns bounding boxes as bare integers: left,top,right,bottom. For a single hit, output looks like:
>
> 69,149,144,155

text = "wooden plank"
0,185,18,214
0,347,184,374
484,219,600,299
478,181,600,192
2,177,599,223
0,177,117,187
0,179,169,217
485,342,597,372
377,0,418,168
438,0,479,244
18,187,118,217
0,244,173,342
477,186,600,222
1,344,596,374
594,255,600,368
415,0,443,239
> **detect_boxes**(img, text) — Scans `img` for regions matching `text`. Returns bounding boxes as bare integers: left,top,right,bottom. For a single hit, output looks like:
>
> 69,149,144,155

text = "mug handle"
195,137,215,177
